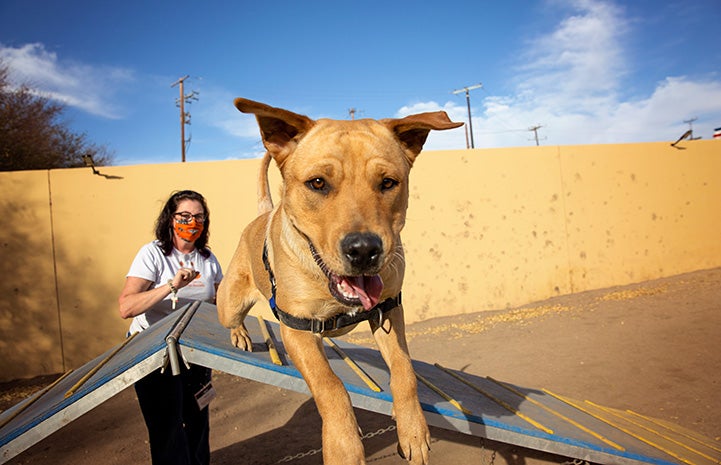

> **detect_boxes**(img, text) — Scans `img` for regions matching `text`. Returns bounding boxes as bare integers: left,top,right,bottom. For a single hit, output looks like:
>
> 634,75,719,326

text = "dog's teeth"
337,282,357,299
336,283,358,299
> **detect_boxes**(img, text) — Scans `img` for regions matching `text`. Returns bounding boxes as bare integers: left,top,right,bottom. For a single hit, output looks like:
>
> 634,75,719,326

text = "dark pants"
134,364,212,465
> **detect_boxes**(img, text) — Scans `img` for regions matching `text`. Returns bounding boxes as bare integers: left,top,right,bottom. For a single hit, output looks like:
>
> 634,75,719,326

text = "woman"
119,190,223,465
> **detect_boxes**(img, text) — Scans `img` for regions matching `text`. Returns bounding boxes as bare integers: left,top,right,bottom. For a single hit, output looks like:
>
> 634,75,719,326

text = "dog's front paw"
229,325,253,351
396,409,431,464
322,422,365,465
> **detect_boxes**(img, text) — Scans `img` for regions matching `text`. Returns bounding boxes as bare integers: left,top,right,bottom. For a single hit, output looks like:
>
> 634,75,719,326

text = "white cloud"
0,42,134,119
518,0,627,102
201,88,262,140
399,0,721,149
193,86,269,159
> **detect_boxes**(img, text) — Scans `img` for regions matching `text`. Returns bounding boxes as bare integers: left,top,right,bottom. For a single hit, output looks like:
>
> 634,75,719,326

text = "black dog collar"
262,241,401,333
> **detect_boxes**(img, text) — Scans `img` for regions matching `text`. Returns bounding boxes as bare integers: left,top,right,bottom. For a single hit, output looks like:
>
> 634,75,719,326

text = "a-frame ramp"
1,301,718,465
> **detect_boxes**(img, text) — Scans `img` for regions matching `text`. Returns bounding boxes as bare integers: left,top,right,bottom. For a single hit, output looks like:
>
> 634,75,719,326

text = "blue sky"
1,0,720,166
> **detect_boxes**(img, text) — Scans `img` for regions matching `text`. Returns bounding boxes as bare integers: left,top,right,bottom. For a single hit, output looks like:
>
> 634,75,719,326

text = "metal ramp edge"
0,303,188,463
1,301,718,465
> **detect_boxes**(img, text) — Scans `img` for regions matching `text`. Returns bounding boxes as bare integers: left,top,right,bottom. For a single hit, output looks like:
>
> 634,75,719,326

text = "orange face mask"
174,220,204,242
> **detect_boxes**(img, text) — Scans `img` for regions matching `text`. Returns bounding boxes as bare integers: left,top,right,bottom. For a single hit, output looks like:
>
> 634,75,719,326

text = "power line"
475,128,527,135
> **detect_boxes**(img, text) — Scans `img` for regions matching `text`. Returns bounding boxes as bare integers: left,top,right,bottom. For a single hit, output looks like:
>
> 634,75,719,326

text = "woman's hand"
119,267,197,319
172,267,198,290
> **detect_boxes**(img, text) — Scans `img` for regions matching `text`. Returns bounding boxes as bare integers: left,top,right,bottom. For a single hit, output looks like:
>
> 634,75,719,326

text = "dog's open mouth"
309,243,383,310
331,274,383,310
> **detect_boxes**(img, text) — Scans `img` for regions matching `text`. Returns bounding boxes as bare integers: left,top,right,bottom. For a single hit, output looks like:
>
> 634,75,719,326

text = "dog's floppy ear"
382,112,463,163
235,98,315,164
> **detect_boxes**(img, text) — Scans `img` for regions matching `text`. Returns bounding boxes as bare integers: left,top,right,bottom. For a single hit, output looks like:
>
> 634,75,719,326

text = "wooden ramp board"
1,301,719,465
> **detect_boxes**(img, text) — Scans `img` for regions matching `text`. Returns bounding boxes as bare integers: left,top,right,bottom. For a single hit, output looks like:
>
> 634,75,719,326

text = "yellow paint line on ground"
587,401,717,465
325,338,381,392
0,369,74,429
544,389,699,465
257,315,283,366
415,372,473,415
65,332,138,398
625,409,721,454
433,365,553,435
486,376,624,450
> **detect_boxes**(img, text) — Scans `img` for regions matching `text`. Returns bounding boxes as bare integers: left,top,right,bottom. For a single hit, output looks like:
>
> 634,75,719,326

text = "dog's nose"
341,232,383,271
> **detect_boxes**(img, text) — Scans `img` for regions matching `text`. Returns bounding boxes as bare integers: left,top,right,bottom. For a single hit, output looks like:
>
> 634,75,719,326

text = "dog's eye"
306,177,328,192
380,178,399,191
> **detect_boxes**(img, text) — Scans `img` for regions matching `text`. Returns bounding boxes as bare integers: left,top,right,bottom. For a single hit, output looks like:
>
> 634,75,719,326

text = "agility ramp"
0,301,718,465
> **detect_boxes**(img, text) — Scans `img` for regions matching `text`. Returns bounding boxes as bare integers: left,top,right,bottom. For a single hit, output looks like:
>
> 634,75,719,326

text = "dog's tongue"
342,275,383,310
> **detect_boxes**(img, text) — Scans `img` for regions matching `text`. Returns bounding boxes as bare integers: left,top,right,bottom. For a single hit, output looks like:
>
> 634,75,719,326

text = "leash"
262,241,401,333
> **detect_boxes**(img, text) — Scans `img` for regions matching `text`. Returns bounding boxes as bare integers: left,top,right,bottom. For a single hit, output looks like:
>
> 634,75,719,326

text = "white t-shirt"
126,240,223,334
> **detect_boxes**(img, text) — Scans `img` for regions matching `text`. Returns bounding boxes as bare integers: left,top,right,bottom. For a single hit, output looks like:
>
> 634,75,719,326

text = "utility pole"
452,83,482,149
171,75,199,162
529,125,544,146
683,117,700,140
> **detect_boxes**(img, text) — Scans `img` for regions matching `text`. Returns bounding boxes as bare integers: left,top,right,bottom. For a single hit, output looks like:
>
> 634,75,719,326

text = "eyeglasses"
173,212,206,224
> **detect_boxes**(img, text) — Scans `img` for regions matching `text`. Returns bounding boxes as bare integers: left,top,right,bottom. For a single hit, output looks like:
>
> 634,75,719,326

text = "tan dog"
217,98,462,465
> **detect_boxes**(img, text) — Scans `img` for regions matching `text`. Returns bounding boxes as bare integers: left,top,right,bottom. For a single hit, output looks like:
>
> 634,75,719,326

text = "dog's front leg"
371,306,430,465
217,224,267,351
216,266,256,351
280,325,366,465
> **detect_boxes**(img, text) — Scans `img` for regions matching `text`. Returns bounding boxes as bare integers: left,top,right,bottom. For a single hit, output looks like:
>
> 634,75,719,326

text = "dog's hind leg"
370,306,430,465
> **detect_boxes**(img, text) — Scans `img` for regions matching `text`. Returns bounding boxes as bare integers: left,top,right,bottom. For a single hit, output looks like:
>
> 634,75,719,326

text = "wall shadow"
0,174,64,378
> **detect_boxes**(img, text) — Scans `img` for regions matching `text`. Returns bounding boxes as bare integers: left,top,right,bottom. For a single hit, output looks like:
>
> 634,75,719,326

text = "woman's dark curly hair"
154,190,212,258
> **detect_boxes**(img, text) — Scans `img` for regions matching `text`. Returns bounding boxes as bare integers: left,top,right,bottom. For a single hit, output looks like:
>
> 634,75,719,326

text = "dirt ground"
2,267,720,465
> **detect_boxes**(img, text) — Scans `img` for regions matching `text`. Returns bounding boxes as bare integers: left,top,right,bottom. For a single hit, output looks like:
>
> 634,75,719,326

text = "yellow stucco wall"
1,141,719,381
0,171,62,378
